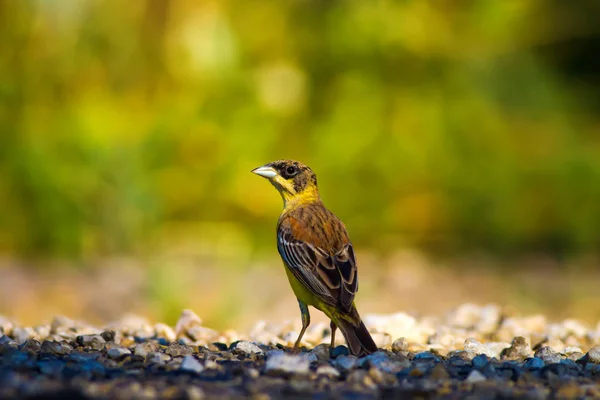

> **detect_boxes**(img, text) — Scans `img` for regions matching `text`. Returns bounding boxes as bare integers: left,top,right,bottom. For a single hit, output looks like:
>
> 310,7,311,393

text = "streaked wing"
277,223,358,313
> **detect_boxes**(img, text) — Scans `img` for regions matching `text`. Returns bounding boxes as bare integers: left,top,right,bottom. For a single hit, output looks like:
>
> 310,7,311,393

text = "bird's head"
252,160,320,207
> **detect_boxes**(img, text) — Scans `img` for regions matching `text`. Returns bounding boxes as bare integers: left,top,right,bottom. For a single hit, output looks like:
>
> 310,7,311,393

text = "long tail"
336,317,378,357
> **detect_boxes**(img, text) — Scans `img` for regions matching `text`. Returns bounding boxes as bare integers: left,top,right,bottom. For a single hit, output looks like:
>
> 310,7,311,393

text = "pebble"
334,355,358,371
180,355,204,373
154,323,176,342
0,316,14,336
133,342,157,357
147,352,171,364
316,364,340,378
165,343,192,357
585,347,600,364
310,343,330,361
535,346,563,364
11,327,35,344
106,347,131,359
232,340,264,355
392,338,408,353
76,335,106,350
524,357,545,370
465,370,487,383
471,354,489,369
501,336,531,360
265,351,310,375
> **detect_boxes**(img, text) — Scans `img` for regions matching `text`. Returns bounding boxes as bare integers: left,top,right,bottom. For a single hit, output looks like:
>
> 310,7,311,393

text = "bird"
252,160,378,356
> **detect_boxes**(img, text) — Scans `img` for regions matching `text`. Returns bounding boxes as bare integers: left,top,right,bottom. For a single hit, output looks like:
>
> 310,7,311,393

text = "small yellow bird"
252,160,377,356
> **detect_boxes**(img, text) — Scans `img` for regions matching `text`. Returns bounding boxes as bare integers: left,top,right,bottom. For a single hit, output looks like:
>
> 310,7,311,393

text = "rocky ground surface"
1,304,600,399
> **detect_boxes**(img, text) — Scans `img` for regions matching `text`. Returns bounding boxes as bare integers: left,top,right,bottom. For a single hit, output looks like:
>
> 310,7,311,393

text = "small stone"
175,309,203,337
186,387,205,400
40,340,67,355
535,346,562,364
472,354,489,369
21,339,41,353
429,363,449,379
11,327,35,344
316,364,340,378
147,352,171,364
76,335,106,350
265,351,310,375
563,346,582,355
165,343,192,357
0,316,14,336
0,335,15,348
50,316,77,334
585,347,600,364
392,338,408,353
335,355,358,371
181,355,204,373
413,351,440,361
154,323,176,342
310,344,330,361
232,341,264,356
244,368,260,379
134,342,158,357
69,351,100,363
501,336,532,360
347,370,374,387
38,360,65,377
465,370,487,383
107,314,153,338
107,347,131,359
32,325,49,340
524,357,545,370
330,345,349,358
100,330,116,343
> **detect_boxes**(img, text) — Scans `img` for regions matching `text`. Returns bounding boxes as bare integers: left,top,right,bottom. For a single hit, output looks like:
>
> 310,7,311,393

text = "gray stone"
134,342,157,357
392,338,408,353
180,355,204,373
38,360,64,376
524,357,544,369
0,316,14,336
586,347,600,364
165,343,192,357
334,355,358,371
107,347,131,359
232,340,264,355
40,340,68,355
472,354,489,369
310,343,330,361
316,364,340,378
465,369,487,383
76,335,106,350
147,352,171,364
265,350,310,375
501,336,531,360
534,346,562,364
11,327,35,344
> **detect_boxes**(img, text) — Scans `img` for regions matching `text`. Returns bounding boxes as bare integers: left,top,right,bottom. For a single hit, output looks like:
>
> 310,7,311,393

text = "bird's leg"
329,321,337,348
294,300,310,349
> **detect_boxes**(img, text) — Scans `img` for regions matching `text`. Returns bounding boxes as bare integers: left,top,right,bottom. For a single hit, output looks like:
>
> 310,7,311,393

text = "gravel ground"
1,304,600,399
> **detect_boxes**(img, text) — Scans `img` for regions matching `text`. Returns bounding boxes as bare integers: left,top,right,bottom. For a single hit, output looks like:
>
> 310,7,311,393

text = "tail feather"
336,318,378,356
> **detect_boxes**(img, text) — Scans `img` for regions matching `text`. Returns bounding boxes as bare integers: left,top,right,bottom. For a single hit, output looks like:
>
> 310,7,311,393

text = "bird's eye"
285,166,298,177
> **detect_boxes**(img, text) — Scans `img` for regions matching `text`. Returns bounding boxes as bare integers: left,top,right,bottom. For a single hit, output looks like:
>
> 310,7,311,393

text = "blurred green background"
1,0,599,328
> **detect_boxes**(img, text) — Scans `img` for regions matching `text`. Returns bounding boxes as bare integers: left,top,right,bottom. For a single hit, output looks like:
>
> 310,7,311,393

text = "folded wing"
277,224,358,313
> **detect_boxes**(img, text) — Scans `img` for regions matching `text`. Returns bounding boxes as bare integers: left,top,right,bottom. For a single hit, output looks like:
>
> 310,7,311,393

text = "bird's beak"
251,165,278,179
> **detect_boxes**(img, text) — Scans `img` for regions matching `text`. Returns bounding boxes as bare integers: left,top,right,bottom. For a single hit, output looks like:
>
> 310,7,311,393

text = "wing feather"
277,218,359,313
